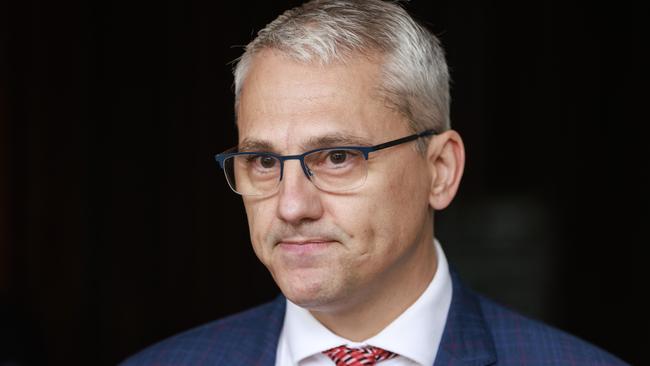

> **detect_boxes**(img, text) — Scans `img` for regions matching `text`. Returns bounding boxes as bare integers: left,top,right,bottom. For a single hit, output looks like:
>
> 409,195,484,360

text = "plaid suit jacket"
121,271,628,365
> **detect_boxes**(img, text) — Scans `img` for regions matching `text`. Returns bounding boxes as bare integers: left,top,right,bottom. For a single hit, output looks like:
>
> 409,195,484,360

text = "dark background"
1,0,647,365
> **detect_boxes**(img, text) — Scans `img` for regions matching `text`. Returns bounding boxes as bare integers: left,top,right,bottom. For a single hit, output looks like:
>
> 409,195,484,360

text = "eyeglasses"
214,129,436,197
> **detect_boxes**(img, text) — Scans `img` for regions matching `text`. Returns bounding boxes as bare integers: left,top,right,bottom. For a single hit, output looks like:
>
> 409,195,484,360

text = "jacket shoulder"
476,295,628,365
119,296,285,366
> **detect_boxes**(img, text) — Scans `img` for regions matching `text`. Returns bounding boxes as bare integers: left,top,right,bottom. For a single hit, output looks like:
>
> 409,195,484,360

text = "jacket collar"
244,295,286,366
256,269,497,366
434,269,497,366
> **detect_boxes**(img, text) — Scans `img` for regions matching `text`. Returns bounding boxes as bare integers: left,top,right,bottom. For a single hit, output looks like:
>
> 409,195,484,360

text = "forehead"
236,50,409,151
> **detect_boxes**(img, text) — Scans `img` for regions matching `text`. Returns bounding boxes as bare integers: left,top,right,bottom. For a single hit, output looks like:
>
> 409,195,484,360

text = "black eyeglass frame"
214,129,437,194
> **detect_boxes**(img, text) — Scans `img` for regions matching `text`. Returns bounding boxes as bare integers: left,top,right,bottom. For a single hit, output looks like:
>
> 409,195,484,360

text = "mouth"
278,238,334,245
276,238,337,255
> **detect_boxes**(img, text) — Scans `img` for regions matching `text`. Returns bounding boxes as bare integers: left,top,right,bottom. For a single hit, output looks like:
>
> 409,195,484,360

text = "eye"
259,156,277,169
328,150,349,165
246,155,277,169
305,149,362,171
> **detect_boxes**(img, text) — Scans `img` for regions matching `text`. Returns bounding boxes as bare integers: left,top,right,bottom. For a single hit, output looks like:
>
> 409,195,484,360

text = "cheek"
244,201,275,256
323,194,375,239
324,192,384,260
361,165,429,244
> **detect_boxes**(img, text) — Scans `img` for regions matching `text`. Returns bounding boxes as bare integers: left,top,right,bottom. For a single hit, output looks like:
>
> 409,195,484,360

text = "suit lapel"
433,270,497,366
251,271,498,366
239,295,286,366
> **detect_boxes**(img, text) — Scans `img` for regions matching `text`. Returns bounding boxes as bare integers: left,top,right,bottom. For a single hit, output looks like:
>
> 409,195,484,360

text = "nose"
276,159,324,224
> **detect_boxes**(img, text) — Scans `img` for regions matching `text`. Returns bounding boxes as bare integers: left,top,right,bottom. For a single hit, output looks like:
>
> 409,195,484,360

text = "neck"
309,233,438,342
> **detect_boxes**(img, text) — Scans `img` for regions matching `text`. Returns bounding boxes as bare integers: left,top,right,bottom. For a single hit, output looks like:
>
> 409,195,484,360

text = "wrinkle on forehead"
237,50,381,120
239,132,374,154
235,50,406,155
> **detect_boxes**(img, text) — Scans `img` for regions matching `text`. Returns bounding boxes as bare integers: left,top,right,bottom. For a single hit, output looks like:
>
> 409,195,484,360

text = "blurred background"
1,0,647,365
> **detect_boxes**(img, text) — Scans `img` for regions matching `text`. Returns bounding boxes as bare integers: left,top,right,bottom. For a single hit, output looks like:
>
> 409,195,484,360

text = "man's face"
236,50,435,312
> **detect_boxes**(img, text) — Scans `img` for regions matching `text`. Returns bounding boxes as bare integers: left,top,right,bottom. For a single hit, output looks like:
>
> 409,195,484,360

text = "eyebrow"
237,139,274,153
305,133,374,149
238,133,374,153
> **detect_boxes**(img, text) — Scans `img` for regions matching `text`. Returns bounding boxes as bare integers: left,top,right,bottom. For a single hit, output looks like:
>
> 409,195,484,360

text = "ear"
426,130,465,210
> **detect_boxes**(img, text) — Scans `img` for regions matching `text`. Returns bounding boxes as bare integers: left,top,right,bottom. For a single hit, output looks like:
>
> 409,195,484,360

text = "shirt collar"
282,239,453,366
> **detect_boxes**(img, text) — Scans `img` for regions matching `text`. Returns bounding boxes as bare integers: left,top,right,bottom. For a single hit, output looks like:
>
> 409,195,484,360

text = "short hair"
233,0,451,149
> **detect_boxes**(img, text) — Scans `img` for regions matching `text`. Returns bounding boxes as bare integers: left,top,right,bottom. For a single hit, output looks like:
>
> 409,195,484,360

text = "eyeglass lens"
224,148,369,196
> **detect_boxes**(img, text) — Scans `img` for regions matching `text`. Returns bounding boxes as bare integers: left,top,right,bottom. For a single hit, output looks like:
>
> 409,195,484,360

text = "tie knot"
323,345,397,366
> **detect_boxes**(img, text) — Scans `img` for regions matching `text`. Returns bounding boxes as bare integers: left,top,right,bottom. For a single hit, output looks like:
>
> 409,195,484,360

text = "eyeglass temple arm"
371,129,437,152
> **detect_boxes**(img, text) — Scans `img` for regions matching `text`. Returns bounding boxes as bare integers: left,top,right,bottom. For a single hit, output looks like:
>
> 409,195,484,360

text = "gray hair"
233,0,451,148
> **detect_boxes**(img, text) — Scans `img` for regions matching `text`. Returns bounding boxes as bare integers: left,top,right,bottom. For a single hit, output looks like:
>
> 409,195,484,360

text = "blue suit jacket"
121,272,627,365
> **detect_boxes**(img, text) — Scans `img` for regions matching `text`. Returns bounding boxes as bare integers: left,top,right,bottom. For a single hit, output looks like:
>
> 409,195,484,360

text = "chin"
278,274,336,309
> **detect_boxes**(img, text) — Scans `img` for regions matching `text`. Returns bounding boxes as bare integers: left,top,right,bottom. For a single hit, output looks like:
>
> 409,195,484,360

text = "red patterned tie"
323,345,398,366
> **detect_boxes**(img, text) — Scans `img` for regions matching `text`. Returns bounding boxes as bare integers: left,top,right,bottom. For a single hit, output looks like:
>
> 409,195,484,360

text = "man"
122,1,627,365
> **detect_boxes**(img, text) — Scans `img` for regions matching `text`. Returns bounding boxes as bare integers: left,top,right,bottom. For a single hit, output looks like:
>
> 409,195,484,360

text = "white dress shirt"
275,239,453,366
